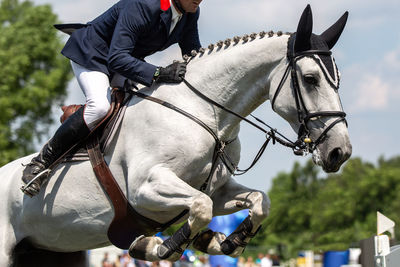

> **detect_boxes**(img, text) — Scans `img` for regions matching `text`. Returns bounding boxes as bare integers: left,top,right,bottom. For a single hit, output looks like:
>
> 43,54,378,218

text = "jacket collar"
160,8,172,31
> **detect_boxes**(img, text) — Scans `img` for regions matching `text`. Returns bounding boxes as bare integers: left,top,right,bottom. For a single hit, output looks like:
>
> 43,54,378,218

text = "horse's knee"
190,194,213,228
250,191,270,221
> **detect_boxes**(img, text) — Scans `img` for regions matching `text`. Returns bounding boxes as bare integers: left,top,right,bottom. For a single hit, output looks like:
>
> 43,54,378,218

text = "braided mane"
183,30,291,62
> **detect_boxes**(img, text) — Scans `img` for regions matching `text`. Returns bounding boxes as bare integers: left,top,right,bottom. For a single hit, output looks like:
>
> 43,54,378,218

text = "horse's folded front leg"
192,216,260,256
220,215,261,256
128,166,213,262
157,193,214,261
193,178,270,257
157,222,192,259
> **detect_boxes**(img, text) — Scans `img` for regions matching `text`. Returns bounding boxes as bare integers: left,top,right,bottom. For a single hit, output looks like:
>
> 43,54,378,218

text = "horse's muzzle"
323,145,352,173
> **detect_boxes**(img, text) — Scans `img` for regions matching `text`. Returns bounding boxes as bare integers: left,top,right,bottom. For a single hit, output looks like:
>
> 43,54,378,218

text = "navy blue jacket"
61,0,201,86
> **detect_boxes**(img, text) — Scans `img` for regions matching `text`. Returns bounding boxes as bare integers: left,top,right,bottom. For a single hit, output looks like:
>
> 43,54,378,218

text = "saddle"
60,90,126,161
61,88,164,249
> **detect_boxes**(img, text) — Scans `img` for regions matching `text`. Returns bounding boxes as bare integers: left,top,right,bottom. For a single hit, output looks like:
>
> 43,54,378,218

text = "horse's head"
270,5,352,172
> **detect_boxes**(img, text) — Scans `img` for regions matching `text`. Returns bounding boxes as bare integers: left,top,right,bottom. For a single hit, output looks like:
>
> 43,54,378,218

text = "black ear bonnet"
288,33,336,80
286,6,348,89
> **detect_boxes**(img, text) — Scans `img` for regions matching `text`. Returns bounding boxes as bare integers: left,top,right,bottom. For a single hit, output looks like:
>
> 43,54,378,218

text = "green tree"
255,156,400,259
0,0,71,166
257,160,322,258
311,157,400,251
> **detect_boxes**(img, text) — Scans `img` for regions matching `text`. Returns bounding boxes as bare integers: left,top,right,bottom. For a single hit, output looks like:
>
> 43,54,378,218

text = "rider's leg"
128,167,214,262
193,178,270,257
72,61,112,130
21,106,90,197
21,62,111,197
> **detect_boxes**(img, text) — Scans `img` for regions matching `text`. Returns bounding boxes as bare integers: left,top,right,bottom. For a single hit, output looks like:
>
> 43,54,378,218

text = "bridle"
130,34,348,178
271,34,347,153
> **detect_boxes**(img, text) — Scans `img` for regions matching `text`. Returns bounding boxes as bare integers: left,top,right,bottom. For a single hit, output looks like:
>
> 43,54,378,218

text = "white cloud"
343,45,400,113
384,48,400,71
352,75,389,111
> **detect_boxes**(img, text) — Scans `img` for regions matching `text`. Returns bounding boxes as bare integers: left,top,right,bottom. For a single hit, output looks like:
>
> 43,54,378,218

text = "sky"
31,0,400,192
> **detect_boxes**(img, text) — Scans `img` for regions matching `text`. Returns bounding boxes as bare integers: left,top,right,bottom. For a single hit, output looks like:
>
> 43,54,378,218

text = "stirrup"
20,169,51,194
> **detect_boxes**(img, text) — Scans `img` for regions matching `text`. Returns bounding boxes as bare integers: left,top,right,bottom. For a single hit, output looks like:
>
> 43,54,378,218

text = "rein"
129,34,348,180
181,79,307,170
129,74,304,182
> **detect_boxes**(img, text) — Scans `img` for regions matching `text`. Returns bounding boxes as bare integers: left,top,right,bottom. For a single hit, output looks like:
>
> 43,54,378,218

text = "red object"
160,0,171,11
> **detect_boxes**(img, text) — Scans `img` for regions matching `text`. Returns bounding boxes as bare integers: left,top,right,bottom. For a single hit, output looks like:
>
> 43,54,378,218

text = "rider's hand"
153,62,187,83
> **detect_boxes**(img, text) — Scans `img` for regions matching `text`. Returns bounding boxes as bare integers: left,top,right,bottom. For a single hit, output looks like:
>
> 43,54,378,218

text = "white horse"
0,6,352,266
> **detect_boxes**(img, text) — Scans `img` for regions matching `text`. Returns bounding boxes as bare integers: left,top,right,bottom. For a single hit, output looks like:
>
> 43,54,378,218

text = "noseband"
271,34,347,153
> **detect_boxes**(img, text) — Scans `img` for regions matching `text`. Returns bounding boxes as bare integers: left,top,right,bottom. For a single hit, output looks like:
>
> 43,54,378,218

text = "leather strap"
86,89,164,249
87,136,163,249
86,88,194,249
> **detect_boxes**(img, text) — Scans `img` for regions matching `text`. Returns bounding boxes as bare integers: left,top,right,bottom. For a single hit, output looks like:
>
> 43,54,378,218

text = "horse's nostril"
328,147,343,165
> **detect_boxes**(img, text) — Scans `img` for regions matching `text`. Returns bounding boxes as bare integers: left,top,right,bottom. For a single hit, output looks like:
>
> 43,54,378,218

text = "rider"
21,0,203,196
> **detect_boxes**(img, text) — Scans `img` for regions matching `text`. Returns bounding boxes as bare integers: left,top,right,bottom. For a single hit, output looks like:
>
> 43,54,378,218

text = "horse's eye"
304,75,319,86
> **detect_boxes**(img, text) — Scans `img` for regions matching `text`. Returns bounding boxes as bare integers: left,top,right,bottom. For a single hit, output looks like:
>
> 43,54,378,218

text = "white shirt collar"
169,0,183,21
168,0,183,34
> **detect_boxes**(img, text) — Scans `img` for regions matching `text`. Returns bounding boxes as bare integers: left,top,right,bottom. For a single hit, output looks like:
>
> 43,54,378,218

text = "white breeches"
71,61,112,130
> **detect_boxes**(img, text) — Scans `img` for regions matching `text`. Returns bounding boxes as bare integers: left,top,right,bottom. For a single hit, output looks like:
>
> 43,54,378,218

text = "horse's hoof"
129,235,163,261
193,229,227,254
193,229,214,253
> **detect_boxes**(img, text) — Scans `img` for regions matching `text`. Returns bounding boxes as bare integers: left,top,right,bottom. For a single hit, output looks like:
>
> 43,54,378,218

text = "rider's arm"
107,1,158,87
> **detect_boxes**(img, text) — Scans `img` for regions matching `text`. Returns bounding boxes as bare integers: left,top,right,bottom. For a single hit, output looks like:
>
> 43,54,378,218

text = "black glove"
154,61,187,83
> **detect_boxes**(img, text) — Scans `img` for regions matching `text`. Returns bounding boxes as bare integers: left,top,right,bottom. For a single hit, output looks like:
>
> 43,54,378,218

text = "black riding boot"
21,106,90,197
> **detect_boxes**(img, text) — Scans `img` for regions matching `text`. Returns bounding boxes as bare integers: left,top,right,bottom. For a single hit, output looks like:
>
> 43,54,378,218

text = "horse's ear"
320,11,349,49
294,4,313,53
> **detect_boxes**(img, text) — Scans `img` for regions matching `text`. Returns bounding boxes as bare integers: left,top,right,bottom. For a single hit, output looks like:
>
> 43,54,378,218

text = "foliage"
0,0,71,166
254,156,400,259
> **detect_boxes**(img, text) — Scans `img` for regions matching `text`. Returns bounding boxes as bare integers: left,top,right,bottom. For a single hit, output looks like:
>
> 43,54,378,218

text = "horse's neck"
184,34,289,139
